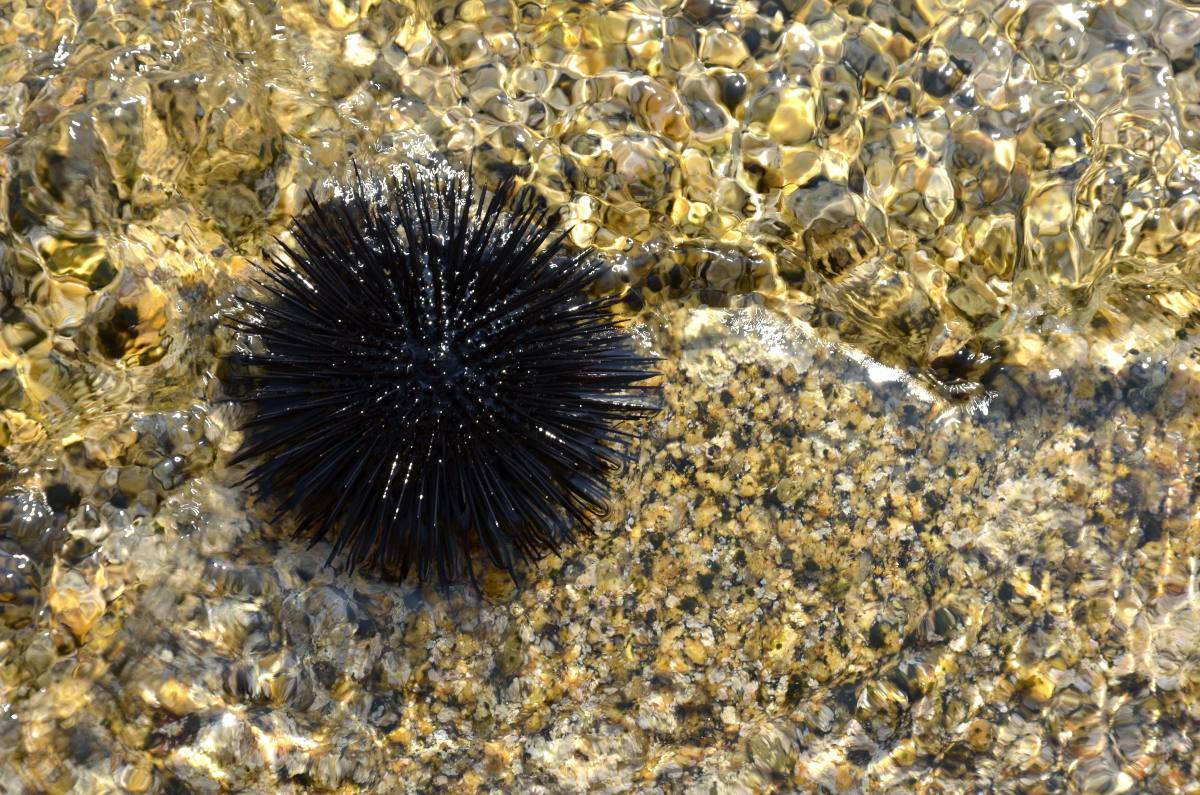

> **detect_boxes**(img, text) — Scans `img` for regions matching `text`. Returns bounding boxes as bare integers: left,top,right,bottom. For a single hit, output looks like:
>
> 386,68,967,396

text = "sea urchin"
224,164,659,585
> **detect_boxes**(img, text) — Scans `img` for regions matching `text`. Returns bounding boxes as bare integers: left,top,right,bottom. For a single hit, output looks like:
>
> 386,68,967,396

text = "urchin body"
225,165,658,585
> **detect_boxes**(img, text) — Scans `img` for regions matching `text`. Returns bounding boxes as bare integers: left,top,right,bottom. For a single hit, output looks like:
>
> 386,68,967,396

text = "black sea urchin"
224,164,659,585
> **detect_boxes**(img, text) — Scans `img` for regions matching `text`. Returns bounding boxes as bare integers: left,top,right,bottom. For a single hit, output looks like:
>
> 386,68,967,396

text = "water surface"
1,0,1198,791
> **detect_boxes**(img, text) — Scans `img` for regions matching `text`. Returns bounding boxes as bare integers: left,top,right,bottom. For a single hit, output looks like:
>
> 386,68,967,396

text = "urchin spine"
224,164,658,585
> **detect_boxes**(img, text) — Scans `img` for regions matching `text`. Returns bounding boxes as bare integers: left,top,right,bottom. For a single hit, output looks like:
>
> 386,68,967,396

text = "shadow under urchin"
222,163,660,586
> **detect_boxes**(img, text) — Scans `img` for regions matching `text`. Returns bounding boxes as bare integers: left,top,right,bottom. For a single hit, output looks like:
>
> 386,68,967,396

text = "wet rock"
0,542,40,629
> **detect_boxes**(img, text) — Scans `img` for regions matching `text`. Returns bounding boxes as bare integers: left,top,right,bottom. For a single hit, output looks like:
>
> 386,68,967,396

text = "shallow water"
1,0,1198,792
